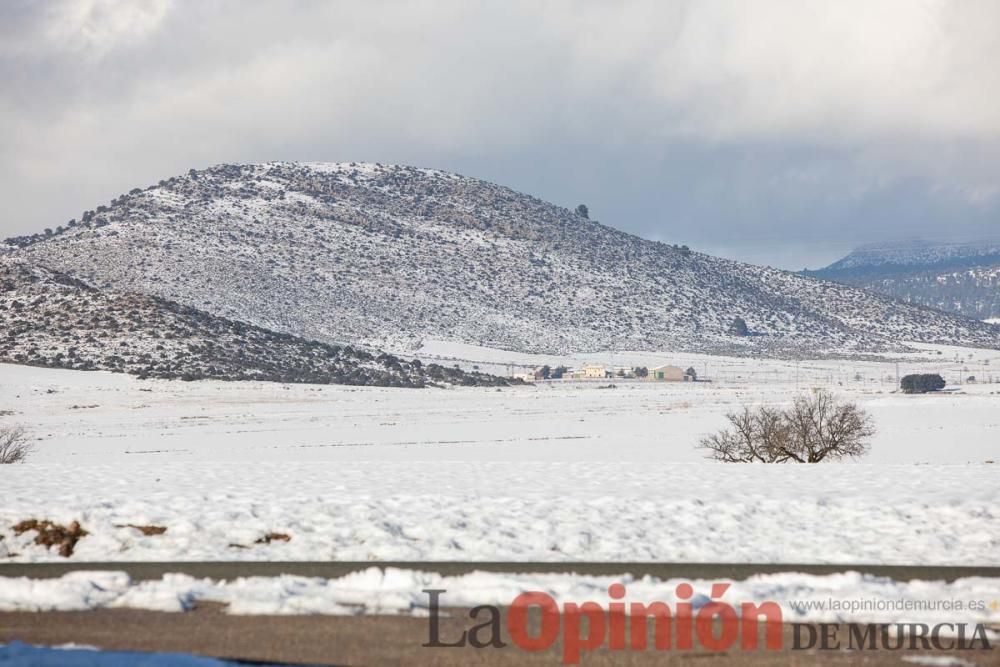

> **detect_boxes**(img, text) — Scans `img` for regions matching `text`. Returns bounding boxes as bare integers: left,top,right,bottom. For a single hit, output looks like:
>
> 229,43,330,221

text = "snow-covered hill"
807,240,1000,320
7,162,999,357
0,257,506,387
815,239,1000,272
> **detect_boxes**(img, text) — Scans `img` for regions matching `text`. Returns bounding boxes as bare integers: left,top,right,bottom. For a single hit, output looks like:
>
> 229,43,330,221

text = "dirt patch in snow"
12,519,88,558
116,524,167,536
229,532,292,549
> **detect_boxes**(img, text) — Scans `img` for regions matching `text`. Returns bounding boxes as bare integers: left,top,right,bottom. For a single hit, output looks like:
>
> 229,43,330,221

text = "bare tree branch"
699,391,873,463
0,425,32,464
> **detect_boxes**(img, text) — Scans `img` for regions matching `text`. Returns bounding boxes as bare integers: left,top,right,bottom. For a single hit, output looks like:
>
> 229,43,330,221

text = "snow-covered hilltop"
7,162,1000,357
0,256,506,387
806,239,1000,321
814,239,1000,272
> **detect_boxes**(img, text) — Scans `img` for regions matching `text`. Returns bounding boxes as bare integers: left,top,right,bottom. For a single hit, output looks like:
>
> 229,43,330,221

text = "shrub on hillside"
729,317,749,337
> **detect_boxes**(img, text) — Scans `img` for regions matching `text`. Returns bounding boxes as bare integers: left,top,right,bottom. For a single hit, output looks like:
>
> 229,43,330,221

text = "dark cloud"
2,0,999,268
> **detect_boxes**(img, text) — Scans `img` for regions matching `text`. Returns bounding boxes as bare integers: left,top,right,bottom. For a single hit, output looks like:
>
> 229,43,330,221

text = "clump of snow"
1,568,998,628
0,571,130,612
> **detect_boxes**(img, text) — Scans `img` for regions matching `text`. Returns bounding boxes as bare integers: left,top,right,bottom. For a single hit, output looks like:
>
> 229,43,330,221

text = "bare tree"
697,405,785,463
699,391,874,463
0,426,32,464
781,391,874,462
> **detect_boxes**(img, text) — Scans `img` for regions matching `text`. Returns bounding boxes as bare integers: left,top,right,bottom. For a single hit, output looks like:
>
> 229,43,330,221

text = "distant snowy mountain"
0,257,507,387
6,162,999,358
815,239,1000,272
806,240,1000,320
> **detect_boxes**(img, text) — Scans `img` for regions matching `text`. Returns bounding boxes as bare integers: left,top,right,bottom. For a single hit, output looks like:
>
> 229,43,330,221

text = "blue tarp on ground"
0,641,310,666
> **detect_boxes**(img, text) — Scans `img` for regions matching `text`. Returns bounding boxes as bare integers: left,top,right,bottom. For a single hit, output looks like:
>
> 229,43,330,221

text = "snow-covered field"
4,343,1000,465
1,343,998,566
2,459,998,563
1,344,998,624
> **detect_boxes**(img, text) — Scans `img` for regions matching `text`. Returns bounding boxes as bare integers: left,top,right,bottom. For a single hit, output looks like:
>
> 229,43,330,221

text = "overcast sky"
2,0,999,268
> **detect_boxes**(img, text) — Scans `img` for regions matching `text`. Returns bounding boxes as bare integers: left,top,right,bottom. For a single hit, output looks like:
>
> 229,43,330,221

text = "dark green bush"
900,373,946,394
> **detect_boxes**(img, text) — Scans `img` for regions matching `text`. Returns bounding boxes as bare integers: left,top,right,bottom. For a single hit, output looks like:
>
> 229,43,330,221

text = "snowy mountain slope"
855,265,1000,321
806,240,1000,320
815,239,1000,272
7,162,999,356
0,257,506,387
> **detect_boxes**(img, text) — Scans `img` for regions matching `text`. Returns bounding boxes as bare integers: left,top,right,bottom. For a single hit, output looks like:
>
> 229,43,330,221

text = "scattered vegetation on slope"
806,240,1000,320
0,257,509,388
8,162,998,357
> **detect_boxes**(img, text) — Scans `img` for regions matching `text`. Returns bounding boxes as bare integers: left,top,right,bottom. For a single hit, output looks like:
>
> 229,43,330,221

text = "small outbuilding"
648,365,685,382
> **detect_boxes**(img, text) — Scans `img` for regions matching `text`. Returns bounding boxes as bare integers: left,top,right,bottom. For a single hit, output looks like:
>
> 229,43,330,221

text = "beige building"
561,364,610,380
581,363,609,379
648,364,686,381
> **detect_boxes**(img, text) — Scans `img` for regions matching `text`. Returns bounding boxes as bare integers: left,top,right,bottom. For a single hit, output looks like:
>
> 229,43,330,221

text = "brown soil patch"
116,524,167,536
12,519,88,557
228,532,292,549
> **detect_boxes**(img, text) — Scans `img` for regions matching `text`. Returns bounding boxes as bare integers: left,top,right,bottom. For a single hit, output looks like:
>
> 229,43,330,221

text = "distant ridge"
806,239,1000,321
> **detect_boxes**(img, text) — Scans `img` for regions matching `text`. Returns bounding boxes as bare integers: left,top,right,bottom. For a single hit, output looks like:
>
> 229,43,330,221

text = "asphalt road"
3,562,998,666
3,603,998,666
2,561,998,581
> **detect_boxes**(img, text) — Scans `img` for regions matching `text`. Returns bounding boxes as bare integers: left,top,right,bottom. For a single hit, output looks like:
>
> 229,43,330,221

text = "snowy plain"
1,343,999,619
2,342,999,564
4,341,1000,465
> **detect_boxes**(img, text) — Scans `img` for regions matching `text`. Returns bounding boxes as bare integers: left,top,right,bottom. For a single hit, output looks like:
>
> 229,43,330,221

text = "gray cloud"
2,0,999,268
